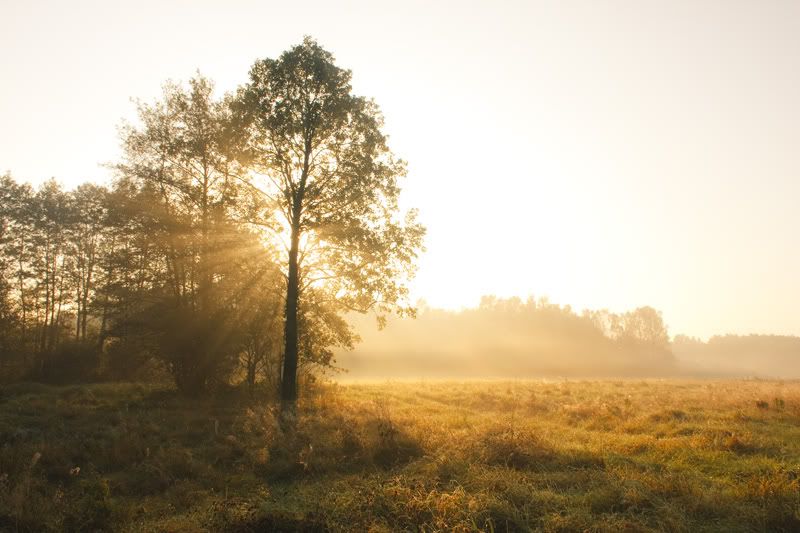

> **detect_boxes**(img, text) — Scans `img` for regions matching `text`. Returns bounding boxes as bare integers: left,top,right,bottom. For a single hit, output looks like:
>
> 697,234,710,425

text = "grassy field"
1,379,799,532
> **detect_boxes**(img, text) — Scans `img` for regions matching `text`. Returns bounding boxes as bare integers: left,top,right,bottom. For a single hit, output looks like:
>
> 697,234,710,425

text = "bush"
146,305,242,395
39,341,101,384
103,338,159,381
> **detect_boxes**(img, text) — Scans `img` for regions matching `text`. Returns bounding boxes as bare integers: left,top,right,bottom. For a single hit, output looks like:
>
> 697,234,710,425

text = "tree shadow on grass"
476,423,605,471
261,413,423,481
223,510,329,533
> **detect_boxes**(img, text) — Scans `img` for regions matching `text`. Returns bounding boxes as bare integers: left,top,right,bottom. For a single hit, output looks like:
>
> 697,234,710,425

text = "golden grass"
1,379,799,531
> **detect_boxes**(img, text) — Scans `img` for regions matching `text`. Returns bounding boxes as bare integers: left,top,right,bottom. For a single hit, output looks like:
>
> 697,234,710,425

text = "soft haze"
2,0,799,339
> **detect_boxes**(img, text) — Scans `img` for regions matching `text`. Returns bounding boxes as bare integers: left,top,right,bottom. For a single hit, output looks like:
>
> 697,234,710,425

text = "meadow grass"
0,379,799,532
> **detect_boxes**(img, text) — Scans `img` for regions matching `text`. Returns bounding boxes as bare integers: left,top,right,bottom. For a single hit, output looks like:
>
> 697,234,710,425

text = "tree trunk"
40,245,51,355
280,137,311,423
81,253,94,341
16,243,27,347
199,168,211,313
97,234,115,349
75,287,81,341
280,222,300,420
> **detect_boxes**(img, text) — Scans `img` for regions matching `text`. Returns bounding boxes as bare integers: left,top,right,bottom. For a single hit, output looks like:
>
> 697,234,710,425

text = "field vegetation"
1,379,798,532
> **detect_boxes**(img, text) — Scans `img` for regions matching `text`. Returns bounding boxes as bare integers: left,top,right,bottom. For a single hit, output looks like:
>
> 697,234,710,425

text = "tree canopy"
0,38,425,404
233,38,425,412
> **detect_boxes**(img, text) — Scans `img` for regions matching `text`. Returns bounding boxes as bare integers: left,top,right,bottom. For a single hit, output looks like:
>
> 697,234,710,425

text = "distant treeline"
673,334,800,378
338,297,800,380
338,296,678,379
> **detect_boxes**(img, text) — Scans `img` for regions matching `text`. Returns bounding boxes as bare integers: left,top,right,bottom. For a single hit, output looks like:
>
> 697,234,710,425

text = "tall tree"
117,75,246,393
30,180,71,357
67,183,108,342
235,38,425,417
0,174,23,372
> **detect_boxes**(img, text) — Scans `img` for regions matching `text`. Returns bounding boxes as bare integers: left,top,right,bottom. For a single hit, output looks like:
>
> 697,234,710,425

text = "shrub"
39,341,101,384
103,338,155,381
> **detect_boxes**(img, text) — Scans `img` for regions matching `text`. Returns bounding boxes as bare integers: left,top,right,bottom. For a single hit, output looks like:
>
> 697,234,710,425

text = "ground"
0,379,799,532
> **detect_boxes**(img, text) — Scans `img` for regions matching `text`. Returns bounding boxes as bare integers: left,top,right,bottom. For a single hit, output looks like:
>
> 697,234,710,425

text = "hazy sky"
2,0,799,339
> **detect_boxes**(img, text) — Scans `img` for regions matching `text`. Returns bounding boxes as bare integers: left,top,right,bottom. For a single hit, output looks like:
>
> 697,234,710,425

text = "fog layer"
337,297,800,380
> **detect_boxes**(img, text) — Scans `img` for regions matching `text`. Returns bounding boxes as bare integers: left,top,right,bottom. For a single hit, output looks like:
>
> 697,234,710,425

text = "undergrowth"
0,380,799,531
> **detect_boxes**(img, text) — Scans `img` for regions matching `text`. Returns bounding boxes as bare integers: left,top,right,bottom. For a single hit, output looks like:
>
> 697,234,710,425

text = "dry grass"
1,379,799,531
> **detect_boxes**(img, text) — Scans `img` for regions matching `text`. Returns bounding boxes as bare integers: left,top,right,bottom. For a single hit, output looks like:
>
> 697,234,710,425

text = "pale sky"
2,0,799,339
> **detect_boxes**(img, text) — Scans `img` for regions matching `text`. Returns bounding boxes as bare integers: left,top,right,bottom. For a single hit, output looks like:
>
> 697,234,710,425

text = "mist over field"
338,297,800,381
